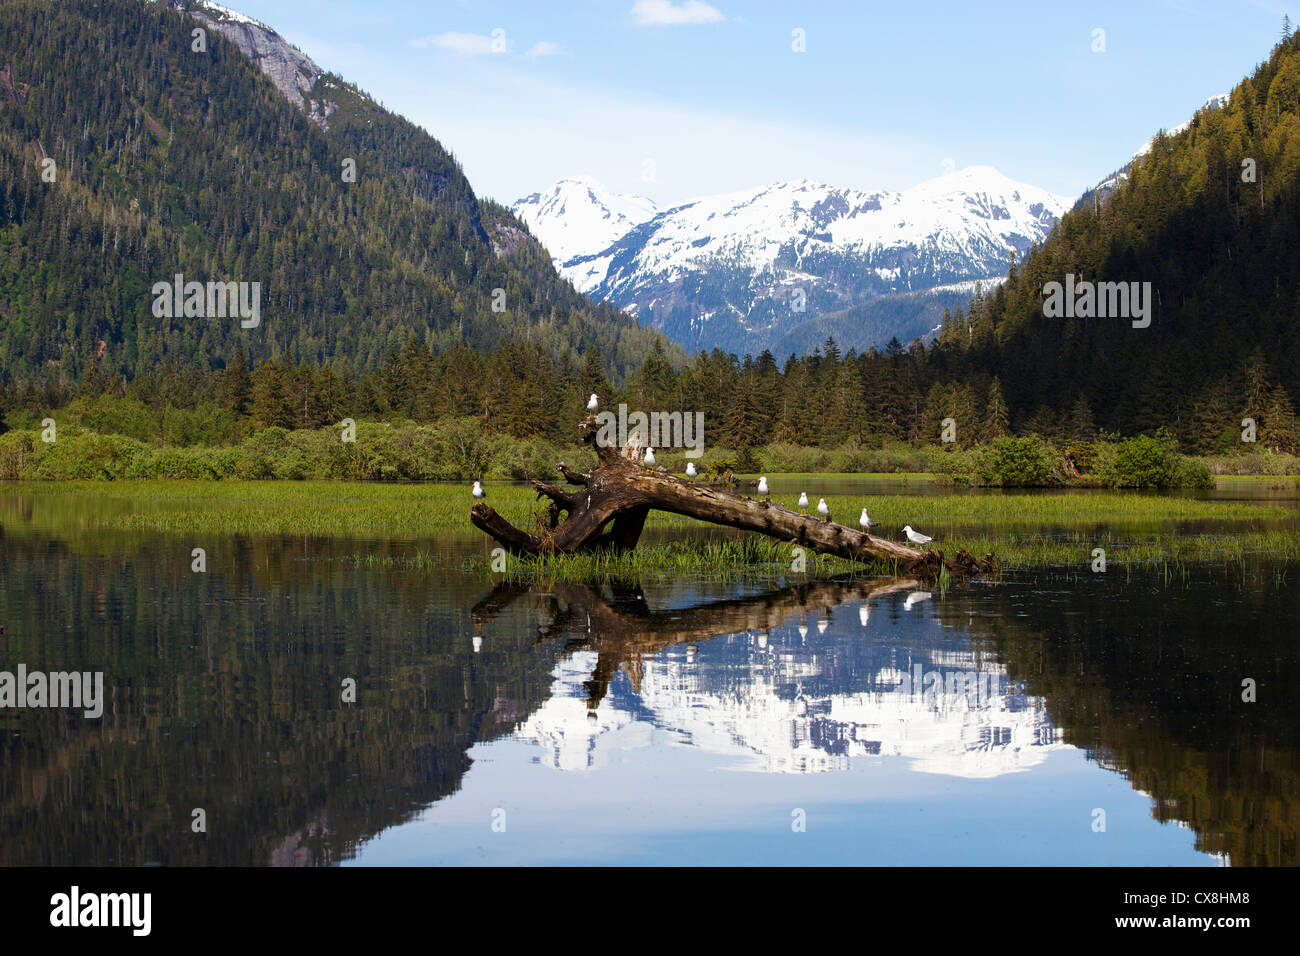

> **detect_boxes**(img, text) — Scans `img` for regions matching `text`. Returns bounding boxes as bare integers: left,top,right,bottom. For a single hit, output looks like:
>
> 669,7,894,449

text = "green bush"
988,435,1056,486
1170,455,1214,489
29,431,146,480
927,445,984,485
1100,435,1174,488
0,430,36,479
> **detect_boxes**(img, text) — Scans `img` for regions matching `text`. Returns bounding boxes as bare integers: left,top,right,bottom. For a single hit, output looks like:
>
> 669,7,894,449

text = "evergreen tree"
219,347,253,417
982,378,1010,442
1067,394,1095,441
578,346,612,404
1263,384,1299,454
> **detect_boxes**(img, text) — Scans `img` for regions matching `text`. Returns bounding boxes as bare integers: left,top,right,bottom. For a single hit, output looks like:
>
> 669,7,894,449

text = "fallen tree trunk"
470,416,995,579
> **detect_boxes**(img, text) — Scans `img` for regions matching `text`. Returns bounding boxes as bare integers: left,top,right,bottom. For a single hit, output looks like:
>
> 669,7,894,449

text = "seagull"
471,480,485,499
903,525,933,547
817,498,830,521
858,605,870,627
686,461,698,482
859,508,874,531
797,491,809,513
757,476,769,499
644,447,656,471
586,393,599,412
798,625,808,639
817,619,829,634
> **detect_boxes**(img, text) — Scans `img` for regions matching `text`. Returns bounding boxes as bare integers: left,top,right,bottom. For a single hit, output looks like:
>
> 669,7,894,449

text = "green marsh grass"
3,480,1296,580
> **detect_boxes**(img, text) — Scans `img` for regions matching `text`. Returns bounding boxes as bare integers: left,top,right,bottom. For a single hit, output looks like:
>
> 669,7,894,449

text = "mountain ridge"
514,167,1070,355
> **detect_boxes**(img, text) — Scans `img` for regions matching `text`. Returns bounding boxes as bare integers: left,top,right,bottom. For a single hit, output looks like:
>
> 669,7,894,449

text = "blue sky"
220,0,1295,204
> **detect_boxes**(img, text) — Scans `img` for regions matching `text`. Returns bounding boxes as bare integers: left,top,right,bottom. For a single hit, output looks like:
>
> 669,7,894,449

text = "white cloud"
411,31,500,55
525,41,566,58
630,1,725,27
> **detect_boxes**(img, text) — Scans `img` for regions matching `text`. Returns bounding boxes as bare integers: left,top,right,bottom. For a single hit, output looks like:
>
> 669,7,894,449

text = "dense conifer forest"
0,0,1298,463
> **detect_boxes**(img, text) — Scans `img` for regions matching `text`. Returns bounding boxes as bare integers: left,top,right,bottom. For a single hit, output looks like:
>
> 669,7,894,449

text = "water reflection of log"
472,577,917,709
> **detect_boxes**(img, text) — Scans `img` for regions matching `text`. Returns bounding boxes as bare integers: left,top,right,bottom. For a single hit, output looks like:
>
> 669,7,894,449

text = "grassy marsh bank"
2,480,1294,581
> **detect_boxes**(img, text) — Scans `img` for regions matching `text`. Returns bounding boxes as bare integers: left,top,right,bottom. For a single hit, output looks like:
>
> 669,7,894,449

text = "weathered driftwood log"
470,416,995,579
471,577,920,708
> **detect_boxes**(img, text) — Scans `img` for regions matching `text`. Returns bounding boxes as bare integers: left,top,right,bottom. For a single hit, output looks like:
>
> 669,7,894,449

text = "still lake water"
1,479,1297,866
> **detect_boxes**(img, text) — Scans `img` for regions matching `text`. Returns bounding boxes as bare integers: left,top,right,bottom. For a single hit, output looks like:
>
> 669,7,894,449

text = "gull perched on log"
797,492,809,513
817,498,830,522
644,447,656,472
587,393,599,412
757,476,769,499
859,508,874,531
685,461,697,482
471,480,485,499
903,525,932,547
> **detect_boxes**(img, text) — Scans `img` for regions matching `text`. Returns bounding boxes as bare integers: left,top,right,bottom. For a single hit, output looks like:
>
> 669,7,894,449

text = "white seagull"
471,480,485,499
644,447,657,470
757,476,769,498
685,461,698,482
817,619,829,634
586,393,599,412
859,508,874,531
797,491,809,513
816,498,830,521
903,525,933,546
858,605,870,627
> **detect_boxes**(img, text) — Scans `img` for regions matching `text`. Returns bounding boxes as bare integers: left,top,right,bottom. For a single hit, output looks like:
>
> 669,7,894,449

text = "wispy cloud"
630,1,725,27
411,31,501,55
525,41,566,58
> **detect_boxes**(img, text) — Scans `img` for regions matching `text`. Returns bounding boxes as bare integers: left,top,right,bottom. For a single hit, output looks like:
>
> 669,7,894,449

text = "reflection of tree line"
958,577,1300,866
0,533,558,866
3,525,1296,866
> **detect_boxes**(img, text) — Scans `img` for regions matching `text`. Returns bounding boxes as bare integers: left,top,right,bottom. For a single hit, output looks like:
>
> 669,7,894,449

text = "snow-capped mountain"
513,176,658,264
514,167,1071,354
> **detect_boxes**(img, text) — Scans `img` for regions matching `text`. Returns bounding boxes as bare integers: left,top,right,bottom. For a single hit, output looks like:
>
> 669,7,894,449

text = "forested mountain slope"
0,0,672,387
929,35,1300,445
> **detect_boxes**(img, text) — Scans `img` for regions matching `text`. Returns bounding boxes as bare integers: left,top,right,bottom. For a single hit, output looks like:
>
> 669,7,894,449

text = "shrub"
0,430,36,479
927,445,984,485
1170,455,1214,489
988,435,1056,486
1099,435,1174,488
29,431,146,479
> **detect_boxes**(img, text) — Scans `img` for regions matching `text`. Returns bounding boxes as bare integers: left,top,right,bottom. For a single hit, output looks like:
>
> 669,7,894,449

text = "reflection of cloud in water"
516,610,1066,778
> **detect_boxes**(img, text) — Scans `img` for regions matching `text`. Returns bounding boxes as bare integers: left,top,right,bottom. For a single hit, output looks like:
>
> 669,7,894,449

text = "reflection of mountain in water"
516,603,1064,778
5,496,1298,866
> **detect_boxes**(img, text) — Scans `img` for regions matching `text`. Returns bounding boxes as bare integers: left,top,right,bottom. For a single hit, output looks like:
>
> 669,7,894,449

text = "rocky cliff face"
167,1,338,129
